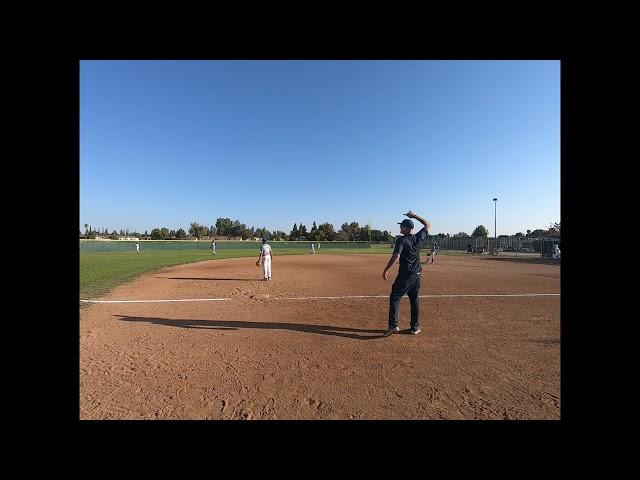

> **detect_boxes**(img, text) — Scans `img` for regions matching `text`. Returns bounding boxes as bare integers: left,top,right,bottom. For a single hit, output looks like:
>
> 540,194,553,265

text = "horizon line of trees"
81,220,560,241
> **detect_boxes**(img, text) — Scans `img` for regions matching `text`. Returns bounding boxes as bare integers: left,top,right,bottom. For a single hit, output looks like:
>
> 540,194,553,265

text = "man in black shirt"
382,210,431,336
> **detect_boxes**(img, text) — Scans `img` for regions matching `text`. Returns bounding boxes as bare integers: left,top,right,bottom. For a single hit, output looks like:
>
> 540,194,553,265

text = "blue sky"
80,60,559,236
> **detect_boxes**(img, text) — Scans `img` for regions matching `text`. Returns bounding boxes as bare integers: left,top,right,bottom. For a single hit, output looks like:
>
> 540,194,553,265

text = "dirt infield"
80,253,560,420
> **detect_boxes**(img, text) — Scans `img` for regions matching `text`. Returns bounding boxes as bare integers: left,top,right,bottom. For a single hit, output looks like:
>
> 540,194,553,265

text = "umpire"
382,210,431,336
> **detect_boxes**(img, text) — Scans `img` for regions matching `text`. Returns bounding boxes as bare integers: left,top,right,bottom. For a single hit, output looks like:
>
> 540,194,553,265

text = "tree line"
81,219,395,242
81,220,560,241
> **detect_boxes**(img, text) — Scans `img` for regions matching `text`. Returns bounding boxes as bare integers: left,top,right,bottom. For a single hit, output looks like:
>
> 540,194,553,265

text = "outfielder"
311,242,316,254
552,243,561,260
211,239,216,255
135,241,140,253
382,210,431,336
256,238,273,281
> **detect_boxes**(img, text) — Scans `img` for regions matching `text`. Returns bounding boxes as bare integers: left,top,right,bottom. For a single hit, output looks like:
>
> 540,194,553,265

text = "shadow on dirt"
163,277,260,282
116,315,388,340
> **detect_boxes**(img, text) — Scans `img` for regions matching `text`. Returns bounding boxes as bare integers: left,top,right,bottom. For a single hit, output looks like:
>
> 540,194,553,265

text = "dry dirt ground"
80,253,560,420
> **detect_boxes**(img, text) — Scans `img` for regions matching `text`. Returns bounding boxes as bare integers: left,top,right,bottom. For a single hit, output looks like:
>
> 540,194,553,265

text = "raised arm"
405,210,431,231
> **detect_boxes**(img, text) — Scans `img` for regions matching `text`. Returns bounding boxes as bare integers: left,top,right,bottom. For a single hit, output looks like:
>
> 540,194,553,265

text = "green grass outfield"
80,245,466,300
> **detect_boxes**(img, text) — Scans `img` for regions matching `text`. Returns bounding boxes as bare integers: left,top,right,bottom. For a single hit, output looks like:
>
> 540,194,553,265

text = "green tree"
349,222,360,241
355,225,370,241
228,220,247,237
255,226,268,239
515,232,524,237
176,228,187,239
453,232,469,237
341,222,360,241
150,228,162,240
318,222,336,241
472,225,489,238
371,229,384,242
160,227,170,239
526,229,531,236
299,224,308,240
215,218,234,236
189,222,201,238
335,230,349,241
291,223,298,240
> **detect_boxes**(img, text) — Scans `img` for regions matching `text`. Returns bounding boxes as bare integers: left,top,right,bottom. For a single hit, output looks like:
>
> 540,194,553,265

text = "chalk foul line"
80,298,231,304
80,293,559,304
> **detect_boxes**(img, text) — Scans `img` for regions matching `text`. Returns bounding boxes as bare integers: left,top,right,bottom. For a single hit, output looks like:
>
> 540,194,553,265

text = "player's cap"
398,219,414,229
262,238,267,244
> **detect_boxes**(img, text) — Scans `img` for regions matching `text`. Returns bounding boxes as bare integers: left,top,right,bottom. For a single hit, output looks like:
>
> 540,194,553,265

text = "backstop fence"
414,236,561,257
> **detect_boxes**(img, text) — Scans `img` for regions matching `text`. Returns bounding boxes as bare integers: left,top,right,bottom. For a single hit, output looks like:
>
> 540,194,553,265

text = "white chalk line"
80,298,231,304
80,293,559,304
275,293,560,300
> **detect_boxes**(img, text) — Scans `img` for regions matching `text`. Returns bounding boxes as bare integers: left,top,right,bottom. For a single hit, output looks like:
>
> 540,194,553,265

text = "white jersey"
260,244,272,257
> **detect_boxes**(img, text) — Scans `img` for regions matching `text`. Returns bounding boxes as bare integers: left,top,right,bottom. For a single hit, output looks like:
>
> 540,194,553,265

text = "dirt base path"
80,254,560,420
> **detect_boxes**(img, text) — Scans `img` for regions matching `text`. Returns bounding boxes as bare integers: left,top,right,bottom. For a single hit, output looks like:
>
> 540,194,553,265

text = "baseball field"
79,248,560,420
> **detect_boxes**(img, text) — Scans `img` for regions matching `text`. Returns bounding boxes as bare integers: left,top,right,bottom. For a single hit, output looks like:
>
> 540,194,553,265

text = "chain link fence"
412,235,560,257
79,239,371,253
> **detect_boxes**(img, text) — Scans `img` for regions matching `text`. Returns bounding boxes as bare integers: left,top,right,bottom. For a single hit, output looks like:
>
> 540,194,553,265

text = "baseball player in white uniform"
211,240,216,255
256,238,273,281
135,241,140,253
552,243,561,259
311,242,316,254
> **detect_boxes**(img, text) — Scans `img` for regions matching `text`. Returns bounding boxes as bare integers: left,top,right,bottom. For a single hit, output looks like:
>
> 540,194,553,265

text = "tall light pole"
493,198,497,253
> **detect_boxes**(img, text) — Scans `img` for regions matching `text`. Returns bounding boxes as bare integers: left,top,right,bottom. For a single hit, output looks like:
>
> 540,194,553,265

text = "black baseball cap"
398,219,414,228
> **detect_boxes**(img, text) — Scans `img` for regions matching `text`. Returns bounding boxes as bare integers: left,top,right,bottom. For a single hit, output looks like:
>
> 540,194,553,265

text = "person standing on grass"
135,241,140,253
211,239,216,255
311,242,316,254
382,210,431,336
256,238,273,281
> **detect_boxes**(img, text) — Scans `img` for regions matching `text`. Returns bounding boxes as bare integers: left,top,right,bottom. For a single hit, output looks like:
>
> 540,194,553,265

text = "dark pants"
388,273,422,329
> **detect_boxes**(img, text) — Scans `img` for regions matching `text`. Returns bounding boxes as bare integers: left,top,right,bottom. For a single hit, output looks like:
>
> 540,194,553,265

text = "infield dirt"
80,253,560,420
